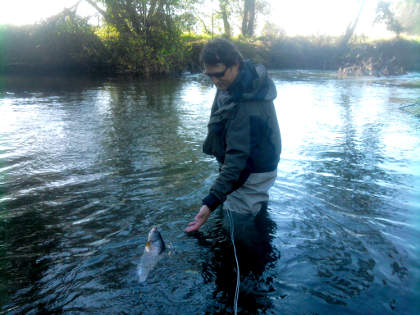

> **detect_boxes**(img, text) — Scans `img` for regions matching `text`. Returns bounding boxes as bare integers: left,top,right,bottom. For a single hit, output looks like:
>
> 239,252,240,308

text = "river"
1,71,419,314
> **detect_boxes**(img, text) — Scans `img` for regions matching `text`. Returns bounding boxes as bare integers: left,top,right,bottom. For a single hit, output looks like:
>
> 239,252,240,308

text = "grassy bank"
1,13,420,76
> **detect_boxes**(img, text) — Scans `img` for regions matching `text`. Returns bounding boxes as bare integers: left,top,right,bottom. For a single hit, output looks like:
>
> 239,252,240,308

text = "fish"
137,226,166,282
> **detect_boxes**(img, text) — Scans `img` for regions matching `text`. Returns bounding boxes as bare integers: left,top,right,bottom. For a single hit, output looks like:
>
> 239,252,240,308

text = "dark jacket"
202,60,281,211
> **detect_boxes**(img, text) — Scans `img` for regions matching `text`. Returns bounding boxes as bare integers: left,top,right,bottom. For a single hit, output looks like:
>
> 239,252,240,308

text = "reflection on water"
0,71,419,314
194,207,278,314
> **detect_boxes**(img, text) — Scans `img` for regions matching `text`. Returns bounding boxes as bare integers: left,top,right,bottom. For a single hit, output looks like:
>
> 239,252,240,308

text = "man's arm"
185,106,251,232
204,105,251,208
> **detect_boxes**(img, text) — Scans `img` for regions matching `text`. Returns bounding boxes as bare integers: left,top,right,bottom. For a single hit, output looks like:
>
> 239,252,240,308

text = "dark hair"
200,38,243,67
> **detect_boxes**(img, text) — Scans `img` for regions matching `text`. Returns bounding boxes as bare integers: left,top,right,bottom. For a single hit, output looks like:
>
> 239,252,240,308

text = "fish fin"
145,241,151,252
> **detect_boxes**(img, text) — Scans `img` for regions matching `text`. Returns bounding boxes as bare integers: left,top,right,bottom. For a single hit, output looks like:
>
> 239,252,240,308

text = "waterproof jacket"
202,60,281,211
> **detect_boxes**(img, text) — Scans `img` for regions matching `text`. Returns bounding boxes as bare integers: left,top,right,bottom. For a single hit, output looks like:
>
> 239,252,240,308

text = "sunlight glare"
0,0,96,25
0,0,400,38
268,0,394,38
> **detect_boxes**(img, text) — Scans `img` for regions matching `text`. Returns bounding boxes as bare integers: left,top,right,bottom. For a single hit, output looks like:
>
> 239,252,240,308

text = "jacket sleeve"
202,104,251,211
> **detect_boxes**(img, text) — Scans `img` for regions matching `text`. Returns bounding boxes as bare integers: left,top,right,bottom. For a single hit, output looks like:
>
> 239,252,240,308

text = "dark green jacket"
202,60,281,211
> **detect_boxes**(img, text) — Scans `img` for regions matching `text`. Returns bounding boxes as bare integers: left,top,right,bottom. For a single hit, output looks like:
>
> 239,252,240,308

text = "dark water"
0,71,419,314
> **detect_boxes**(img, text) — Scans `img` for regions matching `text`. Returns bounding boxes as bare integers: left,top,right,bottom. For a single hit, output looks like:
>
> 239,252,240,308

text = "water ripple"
1,71,419,314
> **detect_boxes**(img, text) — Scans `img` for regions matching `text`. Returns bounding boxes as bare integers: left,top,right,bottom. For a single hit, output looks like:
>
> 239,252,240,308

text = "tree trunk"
248,0,255,37
220,0,231,37
241,0,256,37
339,0,365,47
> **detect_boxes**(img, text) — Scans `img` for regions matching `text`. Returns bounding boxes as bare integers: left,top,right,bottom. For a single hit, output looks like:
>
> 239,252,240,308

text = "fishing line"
227,209,240,315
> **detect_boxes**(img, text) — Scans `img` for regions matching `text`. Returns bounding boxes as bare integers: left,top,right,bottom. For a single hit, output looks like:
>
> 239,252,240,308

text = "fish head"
147,226,159,241
146,226,166,254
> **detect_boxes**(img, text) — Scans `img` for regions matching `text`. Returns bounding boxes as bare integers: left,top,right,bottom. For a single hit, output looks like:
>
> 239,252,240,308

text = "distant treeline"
0,11,419,76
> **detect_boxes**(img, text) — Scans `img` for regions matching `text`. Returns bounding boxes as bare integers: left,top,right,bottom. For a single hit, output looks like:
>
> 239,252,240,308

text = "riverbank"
1,20,420,76
187,35,420,74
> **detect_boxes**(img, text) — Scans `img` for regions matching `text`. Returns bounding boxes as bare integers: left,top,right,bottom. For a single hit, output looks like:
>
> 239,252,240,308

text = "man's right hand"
185,205,211,232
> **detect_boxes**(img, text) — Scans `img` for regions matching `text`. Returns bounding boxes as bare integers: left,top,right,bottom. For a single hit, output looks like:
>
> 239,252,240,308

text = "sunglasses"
204,66,230,78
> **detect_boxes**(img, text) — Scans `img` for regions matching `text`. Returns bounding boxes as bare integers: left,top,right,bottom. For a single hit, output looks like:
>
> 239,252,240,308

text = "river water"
0,71,419,314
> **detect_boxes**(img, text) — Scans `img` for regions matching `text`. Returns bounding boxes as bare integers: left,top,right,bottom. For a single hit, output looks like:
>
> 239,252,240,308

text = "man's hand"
185,205,211,232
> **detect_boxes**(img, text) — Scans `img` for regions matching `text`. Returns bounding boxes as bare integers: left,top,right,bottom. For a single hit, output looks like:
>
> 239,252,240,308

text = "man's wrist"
202,193,221,212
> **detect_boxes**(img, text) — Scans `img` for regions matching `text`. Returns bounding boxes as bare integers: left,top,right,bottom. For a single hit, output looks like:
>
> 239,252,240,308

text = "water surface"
1,71,419,314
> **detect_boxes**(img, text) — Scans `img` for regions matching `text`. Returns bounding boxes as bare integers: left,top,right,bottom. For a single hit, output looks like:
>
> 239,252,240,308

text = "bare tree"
339,0,366,47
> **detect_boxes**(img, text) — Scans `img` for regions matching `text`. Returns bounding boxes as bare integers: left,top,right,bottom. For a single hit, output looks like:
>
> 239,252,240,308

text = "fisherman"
185,38,281,233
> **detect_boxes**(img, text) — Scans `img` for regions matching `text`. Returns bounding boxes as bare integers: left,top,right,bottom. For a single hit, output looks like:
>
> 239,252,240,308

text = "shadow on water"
0,74,106,96
190,206,279,314
0,207,60,312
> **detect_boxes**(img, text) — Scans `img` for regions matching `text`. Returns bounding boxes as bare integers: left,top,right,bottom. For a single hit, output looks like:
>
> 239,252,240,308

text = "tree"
213,0,269,37
375,0,404,36
85,0,179,39
84,0,196,74
339,0,365,47
395,0,420,35
241,0,256,37
261,21,285,39
219,0,232,37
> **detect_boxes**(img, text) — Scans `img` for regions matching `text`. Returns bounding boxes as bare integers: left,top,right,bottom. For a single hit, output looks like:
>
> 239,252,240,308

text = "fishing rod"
227,209,240,315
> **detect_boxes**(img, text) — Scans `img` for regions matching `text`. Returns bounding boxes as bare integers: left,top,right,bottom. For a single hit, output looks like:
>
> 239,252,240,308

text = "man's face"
204,63,239,91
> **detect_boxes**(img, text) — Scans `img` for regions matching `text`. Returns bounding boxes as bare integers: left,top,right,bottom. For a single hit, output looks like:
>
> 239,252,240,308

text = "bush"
0,10,109,74
2,14,420,76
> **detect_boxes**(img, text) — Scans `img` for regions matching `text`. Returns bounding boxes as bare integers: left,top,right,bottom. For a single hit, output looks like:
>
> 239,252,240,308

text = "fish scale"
137,227,166,282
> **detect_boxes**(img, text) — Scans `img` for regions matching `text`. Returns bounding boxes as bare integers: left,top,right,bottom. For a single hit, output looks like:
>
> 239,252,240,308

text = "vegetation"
375,1,405,36
0,0,420,76
83,0,195,75
385,0,420,36
0,10,108,74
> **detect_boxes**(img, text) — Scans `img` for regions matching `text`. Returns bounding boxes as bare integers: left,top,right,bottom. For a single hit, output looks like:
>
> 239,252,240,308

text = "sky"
0,0,396,38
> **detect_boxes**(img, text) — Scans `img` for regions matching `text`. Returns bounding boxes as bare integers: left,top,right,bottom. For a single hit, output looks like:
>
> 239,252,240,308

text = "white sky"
267,0,394,38
0,0,98,25
0,0,395,38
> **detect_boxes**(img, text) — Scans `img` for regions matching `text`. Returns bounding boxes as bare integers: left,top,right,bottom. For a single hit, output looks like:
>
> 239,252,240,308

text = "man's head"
200,38,243,90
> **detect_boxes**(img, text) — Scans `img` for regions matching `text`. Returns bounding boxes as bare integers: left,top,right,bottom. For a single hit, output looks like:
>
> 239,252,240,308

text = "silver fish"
137,226,166,282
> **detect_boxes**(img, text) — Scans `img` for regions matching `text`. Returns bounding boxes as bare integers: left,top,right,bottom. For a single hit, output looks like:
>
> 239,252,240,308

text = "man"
185,38,281,233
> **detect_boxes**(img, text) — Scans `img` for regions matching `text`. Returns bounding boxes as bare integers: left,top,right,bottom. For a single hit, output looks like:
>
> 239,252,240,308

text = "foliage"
1,1,420,76
36,10,107,67
260,22,286,40
0,9,107,73
395,0,420,35
264,36,339,70
85,0,195,75
374,0,420,37
375,1,405,36
196,34,420,72
195,0,269,38
241,0,256,37
218,0,233,37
